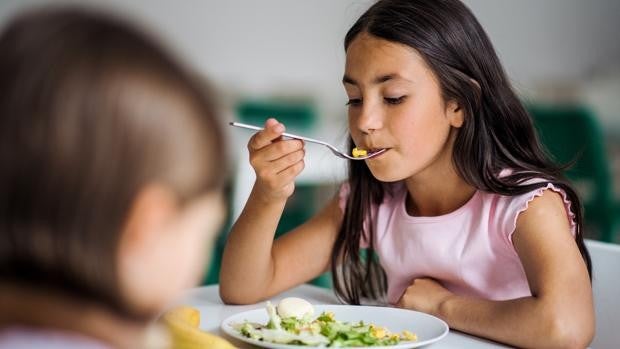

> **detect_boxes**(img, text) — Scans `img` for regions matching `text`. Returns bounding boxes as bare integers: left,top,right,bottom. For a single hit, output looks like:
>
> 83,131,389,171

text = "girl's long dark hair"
330,0,591,304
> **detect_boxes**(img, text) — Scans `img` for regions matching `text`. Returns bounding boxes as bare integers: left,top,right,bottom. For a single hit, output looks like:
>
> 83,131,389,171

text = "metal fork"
229,122,386,160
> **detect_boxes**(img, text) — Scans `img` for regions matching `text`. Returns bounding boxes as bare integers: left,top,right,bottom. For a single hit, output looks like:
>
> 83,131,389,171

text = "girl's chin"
373,175,406,183
365,152,411,182
367,167,406,183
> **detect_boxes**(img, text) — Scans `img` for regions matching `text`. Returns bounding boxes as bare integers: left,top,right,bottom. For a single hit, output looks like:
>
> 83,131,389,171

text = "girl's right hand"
248,118,305,201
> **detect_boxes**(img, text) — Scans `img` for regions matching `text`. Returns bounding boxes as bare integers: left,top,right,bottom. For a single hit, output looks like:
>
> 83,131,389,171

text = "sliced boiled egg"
276,297,314,319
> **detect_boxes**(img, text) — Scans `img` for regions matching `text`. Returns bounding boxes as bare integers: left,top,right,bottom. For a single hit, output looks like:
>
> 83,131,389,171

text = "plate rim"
220,304,449,349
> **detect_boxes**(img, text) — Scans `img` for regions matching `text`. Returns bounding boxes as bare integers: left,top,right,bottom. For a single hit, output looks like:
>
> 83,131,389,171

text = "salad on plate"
232,297,417,347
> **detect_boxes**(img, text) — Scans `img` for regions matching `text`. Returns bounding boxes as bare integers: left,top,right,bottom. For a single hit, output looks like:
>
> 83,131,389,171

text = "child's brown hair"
0,7,225,318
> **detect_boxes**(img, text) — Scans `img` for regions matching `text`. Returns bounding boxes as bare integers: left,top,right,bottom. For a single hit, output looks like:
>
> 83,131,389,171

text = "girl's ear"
446,100,465,128
118,184,178,264
116,184,183,314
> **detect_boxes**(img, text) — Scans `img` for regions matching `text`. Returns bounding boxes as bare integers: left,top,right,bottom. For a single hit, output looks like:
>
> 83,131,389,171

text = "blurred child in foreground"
0,7,227,349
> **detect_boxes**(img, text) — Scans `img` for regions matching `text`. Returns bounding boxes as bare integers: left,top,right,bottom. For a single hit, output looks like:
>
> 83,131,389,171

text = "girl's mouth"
351,146,389,159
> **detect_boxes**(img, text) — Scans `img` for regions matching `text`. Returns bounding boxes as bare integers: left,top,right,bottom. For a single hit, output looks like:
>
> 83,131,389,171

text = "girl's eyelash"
346,98,362,106
384,96,407,105
346,96,407,106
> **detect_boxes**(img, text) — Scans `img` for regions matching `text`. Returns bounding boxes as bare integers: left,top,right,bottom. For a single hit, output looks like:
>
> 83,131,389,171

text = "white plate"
221,304,449,349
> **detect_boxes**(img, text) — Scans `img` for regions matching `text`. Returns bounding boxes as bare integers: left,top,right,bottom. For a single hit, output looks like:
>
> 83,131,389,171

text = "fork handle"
228,122,327,146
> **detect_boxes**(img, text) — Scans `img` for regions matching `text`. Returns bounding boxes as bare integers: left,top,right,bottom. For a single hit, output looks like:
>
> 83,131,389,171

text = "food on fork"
352,147,368,158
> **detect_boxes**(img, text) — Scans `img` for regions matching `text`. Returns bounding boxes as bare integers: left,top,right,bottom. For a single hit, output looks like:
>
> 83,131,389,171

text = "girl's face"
344,33,464,182
117,186,225,315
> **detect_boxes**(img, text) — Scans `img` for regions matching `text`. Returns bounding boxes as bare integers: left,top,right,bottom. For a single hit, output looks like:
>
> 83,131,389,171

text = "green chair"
274,184,333,289
528,104,619,242
236,99,316,131
202,224,229,285
203,180,234,285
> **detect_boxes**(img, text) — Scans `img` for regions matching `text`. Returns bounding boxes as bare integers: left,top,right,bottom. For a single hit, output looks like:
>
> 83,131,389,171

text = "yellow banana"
162,306,235,349
164,307,201,328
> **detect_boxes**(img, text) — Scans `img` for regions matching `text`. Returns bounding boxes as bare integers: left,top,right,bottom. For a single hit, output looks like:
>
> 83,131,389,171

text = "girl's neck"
404,161,476,217
0,283,167,349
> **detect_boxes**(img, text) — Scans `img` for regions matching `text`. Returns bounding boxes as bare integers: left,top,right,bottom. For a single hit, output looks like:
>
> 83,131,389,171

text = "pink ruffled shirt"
339,180,576,305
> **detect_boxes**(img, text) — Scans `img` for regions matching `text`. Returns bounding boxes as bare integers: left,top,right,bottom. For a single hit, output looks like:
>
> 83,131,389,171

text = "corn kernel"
352,147,367,158
370,326,386,339
401,330,418,341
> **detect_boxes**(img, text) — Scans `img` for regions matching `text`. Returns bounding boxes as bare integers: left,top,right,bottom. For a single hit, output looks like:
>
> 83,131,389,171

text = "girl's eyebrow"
342,73,413,85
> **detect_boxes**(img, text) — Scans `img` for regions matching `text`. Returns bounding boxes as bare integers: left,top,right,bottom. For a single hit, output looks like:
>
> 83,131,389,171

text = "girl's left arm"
398,190,594,349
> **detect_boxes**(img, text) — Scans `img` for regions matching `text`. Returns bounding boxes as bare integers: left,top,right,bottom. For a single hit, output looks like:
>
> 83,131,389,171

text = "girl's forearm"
219,184,287,304
438,295,592,349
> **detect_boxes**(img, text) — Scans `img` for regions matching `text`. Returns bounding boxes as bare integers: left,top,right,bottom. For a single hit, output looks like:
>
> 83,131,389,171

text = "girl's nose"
356,103,383,134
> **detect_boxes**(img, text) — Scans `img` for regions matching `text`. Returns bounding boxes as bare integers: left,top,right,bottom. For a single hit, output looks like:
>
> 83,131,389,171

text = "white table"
179,284,510,349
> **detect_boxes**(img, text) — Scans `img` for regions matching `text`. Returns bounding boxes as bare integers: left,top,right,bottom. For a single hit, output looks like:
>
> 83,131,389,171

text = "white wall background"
1,0,619,124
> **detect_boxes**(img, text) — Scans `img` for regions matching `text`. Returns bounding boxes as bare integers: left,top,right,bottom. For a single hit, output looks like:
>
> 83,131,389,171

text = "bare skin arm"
219,119,342,304
398,190,594,348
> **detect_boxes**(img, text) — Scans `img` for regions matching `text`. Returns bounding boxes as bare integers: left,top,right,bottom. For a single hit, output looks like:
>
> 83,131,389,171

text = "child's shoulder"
484,180,574,215
482,177,577,244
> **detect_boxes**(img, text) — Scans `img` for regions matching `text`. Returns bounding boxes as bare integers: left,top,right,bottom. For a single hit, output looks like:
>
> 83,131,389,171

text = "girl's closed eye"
384,96,407,105
346,98,362,106
346,96,407,106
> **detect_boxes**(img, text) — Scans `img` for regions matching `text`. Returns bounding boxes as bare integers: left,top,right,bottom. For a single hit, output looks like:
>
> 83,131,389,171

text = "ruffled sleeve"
500,182,577,246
